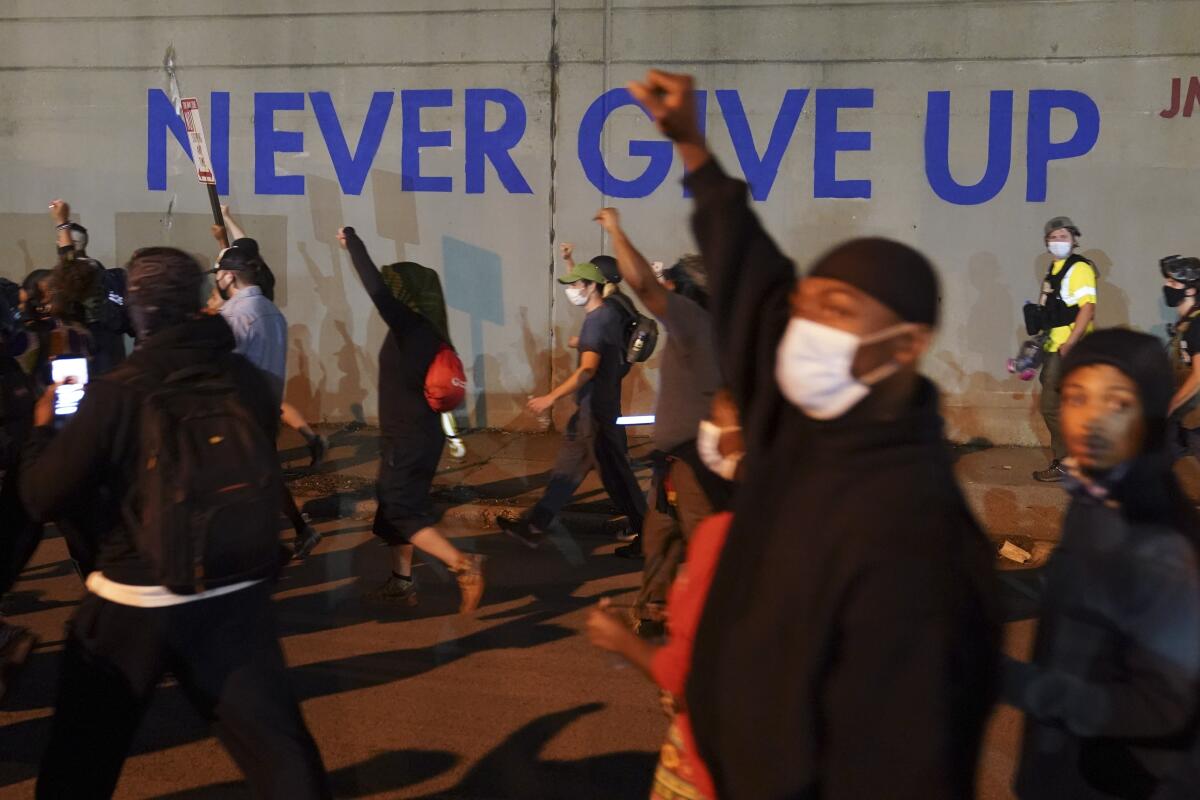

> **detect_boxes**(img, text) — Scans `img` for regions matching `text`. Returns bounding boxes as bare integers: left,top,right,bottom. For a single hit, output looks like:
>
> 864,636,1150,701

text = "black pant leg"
168,584,330,800
593,419,647,534
37,596,166,799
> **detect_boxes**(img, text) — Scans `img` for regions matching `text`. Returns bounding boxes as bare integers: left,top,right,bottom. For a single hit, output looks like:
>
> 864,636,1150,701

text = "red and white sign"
179,97,216,185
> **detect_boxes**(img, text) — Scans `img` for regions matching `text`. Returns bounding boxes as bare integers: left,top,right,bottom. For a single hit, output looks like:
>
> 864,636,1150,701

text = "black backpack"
124,361,281,593
604,292,659,364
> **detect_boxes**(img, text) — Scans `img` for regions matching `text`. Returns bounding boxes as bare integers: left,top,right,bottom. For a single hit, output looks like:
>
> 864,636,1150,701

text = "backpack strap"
604,292,637,321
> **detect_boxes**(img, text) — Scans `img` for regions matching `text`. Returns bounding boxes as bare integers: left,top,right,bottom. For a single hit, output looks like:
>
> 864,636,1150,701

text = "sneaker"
307,435,328,468
453,553,486,613
1033,460,1066,483
0,623,38,703
615,536,643,559
292,526,323,560
498,516,545,550
447,437,467,460
363,575,419,607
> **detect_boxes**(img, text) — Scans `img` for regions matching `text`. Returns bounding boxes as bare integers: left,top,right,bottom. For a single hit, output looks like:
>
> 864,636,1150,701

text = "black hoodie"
20,314,277,585
1006,456,1200,800
683,158,1000,800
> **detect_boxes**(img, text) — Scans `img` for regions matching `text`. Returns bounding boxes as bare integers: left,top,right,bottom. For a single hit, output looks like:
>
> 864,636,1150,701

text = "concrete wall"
1,0,1196,444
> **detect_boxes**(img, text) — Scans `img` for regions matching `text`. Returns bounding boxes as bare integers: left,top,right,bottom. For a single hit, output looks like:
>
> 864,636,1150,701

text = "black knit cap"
1061,328,1172,449
808,237,940,326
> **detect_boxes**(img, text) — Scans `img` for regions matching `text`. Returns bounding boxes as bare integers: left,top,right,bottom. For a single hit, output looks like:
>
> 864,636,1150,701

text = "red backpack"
425,342,467,413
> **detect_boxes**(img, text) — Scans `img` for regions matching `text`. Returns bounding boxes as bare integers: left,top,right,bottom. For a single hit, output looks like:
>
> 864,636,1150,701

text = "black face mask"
215,272,233,302
1165,286,1189,307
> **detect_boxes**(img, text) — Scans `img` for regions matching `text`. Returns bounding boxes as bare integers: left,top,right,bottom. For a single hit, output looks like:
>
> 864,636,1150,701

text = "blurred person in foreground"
627,68,1000,799
21,246,329,798
1003,329,1200,800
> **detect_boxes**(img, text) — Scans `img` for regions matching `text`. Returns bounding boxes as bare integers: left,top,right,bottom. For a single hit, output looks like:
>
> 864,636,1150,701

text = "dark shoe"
1033,460,1066,483
615,536,643,559
635,618,666,639
453,553,486,613
499,516,545,550
0,623,38,703
292,526,323,560
363,575,419,607
307,435,328,468
613,521,639,543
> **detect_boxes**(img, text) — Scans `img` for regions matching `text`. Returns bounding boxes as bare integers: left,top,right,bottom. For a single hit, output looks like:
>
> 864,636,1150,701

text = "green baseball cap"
557,261,608,285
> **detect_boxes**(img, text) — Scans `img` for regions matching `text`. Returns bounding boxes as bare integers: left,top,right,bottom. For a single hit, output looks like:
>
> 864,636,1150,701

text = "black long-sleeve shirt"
342,228,441,440
683,158,1000,800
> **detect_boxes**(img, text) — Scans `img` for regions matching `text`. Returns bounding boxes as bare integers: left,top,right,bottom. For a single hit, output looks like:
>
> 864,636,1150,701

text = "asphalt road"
0,518,1033,799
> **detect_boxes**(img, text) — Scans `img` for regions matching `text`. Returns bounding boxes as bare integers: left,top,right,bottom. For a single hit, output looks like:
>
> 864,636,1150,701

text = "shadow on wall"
303,174,371,424
371,169,420,262
285,323,323,423
443,236,505,429
938,251,1040,443
1084,249,1131,330
115,212,289,307
0,213,59,284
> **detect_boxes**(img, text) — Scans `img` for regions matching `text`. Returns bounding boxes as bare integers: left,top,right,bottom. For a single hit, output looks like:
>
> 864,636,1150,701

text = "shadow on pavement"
151,748,460,799
0,525,647,789
408,703,655,800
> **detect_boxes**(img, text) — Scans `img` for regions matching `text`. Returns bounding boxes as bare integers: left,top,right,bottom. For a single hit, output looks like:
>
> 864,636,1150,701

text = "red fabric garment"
650,511,732,800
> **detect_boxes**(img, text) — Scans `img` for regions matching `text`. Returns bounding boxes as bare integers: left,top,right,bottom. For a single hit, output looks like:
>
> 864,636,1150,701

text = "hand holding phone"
50,357,89,417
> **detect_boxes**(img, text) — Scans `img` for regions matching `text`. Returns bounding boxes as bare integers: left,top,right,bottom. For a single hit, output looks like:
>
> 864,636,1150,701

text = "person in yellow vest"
1164,255,1200,465
1033,216,1097,482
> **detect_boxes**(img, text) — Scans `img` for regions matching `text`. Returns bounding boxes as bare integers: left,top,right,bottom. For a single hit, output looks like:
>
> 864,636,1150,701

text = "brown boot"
453,553,486,613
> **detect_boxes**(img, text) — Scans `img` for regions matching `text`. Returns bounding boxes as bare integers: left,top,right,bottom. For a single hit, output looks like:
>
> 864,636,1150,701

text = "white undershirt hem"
85,572,263,608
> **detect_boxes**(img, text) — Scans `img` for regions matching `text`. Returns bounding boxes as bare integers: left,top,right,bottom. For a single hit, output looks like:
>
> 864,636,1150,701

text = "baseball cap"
557,261,608,285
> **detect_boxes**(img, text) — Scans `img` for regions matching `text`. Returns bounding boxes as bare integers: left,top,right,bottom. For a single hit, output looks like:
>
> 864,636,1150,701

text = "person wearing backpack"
336,227,484,612
20,247,330,798
1030,216,1097,482
499,257,647,549
594,207,730,632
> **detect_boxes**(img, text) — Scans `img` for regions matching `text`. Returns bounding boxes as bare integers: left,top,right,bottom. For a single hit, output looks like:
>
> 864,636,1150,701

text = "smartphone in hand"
51,357,89,417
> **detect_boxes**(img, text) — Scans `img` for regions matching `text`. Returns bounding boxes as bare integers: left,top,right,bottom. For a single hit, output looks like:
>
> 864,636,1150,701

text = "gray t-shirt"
654,291,722,450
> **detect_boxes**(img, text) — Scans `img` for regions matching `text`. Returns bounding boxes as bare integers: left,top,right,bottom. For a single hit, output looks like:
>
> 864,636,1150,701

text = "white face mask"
1047,241,1073,259
775,318,912,420
697,419,743,481
565,284,591,306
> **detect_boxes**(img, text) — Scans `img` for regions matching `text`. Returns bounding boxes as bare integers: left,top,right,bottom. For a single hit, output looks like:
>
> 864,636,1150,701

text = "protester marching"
5,46,1200,800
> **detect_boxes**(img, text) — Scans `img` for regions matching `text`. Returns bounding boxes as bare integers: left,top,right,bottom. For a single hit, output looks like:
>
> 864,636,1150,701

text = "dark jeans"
634,458,716,620
530,407,646,534
38,582,329,799
1039,350,1067,461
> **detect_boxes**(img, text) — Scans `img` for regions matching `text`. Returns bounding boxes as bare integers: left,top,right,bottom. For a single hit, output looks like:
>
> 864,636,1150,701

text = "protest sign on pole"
179,96,228,247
